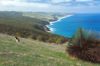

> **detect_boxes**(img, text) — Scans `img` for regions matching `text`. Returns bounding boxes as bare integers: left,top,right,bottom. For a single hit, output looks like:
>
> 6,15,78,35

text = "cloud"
0,1,49,8
63,4,100,13
64,3,72,5
0,0,41,1
76,0,93,2
0,0,100,13
0,0,67,12
50,0,72,3
60,3,72,6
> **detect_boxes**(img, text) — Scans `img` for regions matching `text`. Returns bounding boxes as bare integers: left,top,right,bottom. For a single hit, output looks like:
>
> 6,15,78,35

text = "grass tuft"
66,27,100,63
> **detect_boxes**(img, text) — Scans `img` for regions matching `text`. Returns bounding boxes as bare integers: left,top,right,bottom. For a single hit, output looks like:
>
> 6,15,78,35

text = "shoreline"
46,15,73,32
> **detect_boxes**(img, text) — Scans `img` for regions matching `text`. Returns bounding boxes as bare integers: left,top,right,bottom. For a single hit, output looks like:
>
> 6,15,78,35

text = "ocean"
46,13,100,38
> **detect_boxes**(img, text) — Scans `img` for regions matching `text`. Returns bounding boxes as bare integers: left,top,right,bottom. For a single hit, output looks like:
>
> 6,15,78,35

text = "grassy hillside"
1,11,70,22
0,34,100,66
0,11,49,26
20,12,69,22
0,11,49,32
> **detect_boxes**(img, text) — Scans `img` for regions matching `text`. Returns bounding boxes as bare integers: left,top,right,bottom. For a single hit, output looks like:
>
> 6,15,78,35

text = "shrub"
66,27,100,63
56,37,67,44
47,38,55,43
16,33,21,36
37,35,42,41
37,35,45,42
28,35,33,39
32,36,37,40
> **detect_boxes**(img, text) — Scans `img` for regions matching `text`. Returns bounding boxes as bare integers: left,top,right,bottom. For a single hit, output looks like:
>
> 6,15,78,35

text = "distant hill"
0,34,99,66
20,12,70,22
0,11,49,26
1,11,70,22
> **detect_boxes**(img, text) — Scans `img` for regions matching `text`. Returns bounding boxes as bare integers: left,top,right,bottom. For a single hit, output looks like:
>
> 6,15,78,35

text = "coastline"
46,15,73,32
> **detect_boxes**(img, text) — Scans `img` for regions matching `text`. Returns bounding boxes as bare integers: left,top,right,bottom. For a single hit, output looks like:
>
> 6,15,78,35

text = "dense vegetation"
0,11,69,44
66,27,100,63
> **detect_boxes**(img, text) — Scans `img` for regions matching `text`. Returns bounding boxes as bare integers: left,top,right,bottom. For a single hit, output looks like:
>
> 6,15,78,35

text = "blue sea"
47,13,100,38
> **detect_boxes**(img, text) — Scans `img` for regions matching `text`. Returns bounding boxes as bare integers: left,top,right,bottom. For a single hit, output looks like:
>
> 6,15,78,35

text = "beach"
46,15,73,32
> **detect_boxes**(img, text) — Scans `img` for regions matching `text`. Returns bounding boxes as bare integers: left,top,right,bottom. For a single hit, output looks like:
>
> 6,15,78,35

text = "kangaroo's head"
15,36,18,39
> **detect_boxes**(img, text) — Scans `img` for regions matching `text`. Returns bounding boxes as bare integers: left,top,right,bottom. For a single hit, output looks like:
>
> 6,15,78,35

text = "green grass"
0,34,100,66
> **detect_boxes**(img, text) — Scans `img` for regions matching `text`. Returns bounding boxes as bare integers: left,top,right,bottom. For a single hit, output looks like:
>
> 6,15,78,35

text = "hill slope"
21,12,69,22
0,34,100,66
0,11,49,31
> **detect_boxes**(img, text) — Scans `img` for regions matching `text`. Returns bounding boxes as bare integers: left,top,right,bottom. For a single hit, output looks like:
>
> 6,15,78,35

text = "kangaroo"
15,36,20,43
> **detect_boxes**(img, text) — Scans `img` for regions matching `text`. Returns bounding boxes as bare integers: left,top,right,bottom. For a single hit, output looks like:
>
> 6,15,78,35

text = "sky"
0,0,100,13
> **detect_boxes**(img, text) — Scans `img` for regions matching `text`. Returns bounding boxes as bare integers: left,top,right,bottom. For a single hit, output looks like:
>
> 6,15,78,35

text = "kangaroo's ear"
15,36,16,38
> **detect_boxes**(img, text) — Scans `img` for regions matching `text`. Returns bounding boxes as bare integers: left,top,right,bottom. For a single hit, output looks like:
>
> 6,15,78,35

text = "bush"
47,38,55,43
37,35,45,42
56,37,67,44
28,35,33,39
16,33,21,36
66,27,100,63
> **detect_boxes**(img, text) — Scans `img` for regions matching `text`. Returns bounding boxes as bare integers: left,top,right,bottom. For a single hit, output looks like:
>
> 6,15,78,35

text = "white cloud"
64,3,72,5
0,1,49,8
0,0,100,13
50,0,72,3
76,0,93,2
65,0,72,2
0,0,22,1
63,4,100,13
0,0,41,2
0,0,67,12
60,3,72,6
